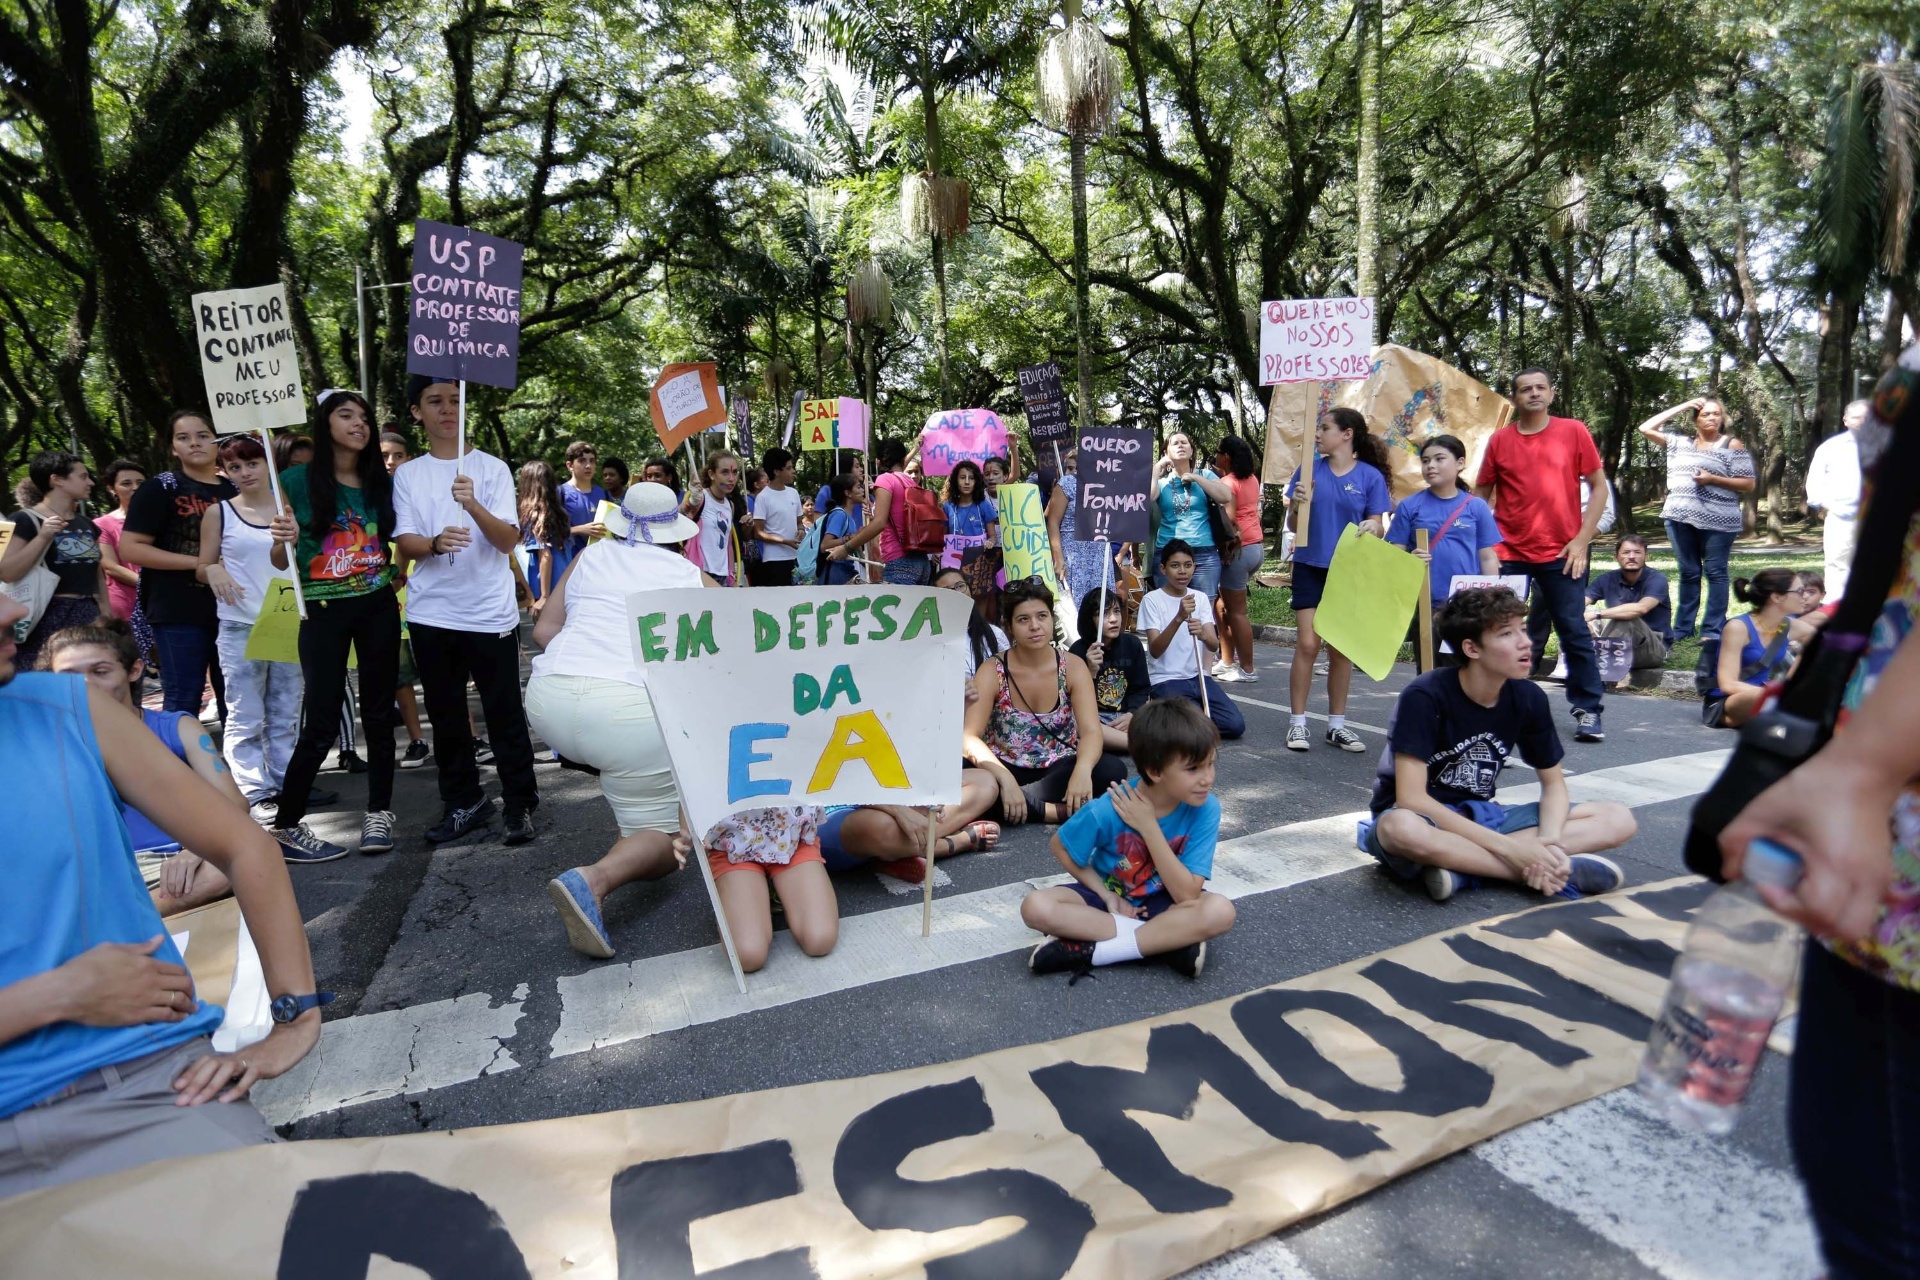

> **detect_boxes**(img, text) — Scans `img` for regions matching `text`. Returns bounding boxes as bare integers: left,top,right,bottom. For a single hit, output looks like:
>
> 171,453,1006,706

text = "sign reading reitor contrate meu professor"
407,218,524,390
192,283,306,434
632,586,973,839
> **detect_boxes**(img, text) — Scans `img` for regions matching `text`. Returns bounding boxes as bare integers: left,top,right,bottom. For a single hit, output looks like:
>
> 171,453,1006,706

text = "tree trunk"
1882,288,1908,370
1354,0,1382,302
1070,129,1094,426
931,231,951,405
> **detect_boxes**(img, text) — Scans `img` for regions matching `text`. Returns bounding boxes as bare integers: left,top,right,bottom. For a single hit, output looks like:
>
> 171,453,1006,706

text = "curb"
1250,625,1699,694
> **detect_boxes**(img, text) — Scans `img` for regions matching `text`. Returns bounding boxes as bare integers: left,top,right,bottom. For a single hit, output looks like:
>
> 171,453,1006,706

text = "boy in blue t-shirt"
1387,433,1502,606
1022,699,1235,978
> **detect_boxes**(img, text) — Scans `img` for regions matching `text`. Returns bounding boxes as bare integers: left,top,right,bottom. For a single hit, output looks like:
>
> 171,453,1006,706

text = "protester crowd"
4,351,1907,1280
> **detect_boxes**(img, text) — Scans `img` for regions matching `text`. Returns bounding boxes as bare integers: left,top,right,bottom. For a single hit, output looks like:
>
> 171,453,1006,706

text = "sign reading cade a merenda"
407,218,524,389
633,586,973,839
192,284,305,433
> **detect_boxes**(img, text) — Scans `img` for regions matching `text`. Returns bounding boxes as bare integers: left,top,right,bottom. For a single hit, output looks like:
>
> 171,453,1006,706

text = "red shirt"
1475,416,1602,563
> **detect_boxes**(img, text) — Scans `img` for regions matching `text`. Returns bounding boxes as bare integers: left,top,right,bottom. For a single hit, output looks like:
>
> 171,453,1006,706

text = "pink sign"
920,409,1008,477
837,398,870,452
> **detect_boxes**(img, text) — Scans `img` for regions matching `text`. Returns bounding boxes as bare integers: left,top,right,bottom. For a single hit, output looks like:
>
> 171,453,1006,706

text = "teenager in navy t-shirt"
560,441,608,555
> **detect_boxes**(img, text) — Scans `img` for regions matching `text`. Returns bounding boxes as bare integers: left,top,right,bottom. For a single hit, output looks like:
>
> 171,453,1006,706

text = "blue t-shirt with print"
1388,489,1502,602
943,498,998,540
1286,456,1392,569
1058,790,1220,903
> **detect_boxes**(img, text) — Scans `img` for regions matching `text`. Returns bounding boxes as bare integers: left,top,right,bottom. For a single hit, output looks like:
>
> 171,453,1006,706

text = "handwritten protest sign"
998,482,1066,599
837,397,869,452
1447,574,1532,599
1259,297,1375,386
920,408,1008,477
799,398,840,451
633,586,971,842
1074,426,1151,543
649,363,726,452
1019,361,1072,445
242,578,306,665
941,532,986,570
1313,527,1425,681
407,219,524,389
191,284,305,433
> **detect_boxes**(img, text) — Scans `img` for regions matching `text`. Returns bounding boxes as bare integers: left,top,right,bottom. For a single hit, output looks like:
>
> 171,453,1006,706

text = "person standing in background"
559,441,607,555
600,456,630,504
748,447,803,587
379,431,431,771
1635,395,1755,641
3,452,108,672
517,461,574,613
95,458,152,661
1805,399,1866,604
1208,434,1266,683
117,411,236,721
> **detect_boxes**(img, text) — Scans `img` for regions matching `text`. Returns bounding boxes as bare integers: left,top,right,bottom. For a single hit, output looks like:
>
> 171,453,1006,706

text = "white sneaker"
1216,666,1243,683
1210,660,1234,678
1236,666,1260,683
1286,724,1311,751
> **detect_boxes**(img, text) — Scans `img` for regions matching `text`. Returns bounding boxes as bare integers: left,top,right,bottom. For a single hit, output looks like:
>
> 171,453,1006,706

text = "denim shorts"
1219,542,1265,592
1364,800,1541,879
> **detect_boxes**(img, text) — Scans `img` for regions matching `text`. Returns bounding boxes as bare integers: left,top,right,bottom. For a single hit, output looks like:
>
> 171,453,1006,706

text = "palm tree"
1037,1,1119,426
847,258,895,428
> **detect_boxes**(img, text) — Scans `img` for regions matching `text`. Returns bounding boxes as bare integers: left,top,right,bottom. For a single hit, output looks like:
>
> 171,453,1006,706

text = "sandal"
940,821,1001,857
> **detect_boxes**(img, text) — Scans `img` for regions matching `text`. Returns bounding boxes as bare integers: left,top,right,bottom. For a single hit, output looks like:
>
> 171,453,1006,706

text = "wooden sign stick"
1193,626,1212,717
670,796,748,995
1293,453,1315,551
1416,528,1434,671
456,380,466,478
257,427,307,619
921,805,939,938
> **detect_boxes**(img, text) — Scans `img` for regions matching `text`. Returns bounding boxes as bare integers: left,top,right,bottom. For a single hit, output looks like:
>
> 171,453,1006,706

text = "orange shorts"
707,842,825,879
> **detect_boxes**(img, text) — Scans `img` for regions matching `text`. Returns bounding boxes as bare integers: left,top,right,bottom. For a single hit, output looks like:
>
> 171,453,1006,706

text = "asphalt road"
245,637,1819,1280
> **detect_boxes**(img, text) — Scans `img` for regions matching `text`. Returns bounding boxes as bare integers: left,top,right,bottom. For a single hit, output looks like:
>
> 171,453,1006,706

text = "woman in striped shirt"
1636,396,1754,640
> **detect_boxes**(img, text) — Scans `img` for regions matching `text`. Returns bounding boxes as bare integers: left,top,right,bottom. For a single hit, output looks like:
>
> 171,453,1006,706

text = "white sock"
1328,714,1347,731
1091,915,1144,966
1290,714,1308,729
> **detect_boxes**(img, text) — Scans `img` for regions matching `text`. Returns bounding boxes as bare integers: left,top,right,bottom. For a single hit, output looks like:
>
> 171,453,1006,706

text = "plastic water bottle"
1637,838,1804,1135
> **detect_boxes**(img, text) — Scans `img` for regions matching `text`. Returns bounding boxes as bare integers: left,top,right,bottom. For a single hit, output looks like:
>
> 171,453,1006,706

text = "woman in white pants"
197,434,302,817
527,482,719,959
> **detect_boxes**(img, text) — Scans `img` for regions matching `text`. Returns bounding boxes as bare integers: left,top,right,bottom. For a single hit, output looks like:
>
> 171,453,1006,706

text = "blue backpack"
795,519,827,585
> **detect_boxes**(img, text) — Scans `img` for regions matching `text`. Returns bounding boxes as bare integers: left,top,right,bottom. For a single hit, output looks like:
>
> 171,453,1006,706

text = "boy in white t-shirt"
749,447,804,587
392,375,540,846
1135,539,1245,739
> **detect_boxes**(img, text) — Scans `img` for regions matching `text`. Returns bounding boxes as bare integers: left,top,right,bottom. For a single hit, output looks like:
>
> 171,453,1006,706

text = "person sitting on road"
43,617,267,909
0,592,323,1201
1021,698,1235,979
1365,586,1636,903
1703,568,1806,729
816,782,1003,886
1581,534,1673,684
528,483,720,960
673,807,838,975
1136,540,1246,740
1070,588,1151,754
964,577,1126,826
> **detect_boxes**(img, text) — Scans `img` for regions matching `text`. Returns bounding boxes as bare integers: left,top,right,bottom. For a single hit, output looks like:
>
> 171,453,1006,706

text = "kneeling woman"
964,578,1126,825
674,807,839,973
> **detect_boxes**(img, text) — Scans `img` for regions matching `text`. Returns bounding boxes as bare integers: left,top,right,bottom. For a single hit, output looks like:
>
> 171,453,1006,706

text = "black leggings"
990,754,1128,821
277,585,401,827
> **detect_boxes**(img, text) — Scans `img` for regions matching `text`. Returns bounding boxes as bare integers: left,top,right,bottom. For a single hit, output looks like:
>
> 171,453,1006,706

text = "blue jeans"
1501,558,1601,715
153,623,226,720
1150,544,1222,599
1665,519,1736,639
882,554,933,586
1790,940,1920,1278
1148,675,1245,739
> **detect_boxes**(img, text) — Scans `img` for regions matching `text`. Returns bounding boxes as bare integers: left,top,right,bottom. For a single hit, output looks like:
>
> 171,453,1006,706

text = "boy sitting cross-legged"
1366,585,1637,903
1022,699,1236,979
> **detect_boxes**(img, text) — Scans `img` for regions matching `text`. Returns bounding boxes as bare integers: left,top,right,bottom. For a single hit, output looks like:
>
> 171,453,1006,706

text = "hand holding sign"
1074,426,1152,543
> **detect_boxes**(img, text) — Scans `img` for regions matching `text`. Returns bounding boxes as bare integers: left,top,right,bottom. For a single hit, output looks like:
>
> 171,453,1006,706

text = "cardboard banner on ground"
1020,361,1073,445
1314,526,1426,681
921,408,1008,477
0,880,1715,1279
406,219,524,389
631,586,972,840
1258,297,1375,386
1262,345,1514,503
191,284,306,433
1075,426,1152,543
998,481,1067,600
649,363,726,453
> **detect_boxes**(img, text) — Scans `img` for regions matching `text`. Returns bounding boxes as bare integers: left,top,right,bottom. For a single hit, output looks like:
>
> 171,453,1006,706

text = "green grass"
1241,545,1825,673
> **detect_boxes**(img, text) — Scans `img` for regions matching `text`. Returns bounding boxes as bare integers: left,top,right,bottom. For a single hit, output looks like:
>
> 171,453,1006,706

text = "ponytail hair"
1324,407,1390,482
1732,568,1799,609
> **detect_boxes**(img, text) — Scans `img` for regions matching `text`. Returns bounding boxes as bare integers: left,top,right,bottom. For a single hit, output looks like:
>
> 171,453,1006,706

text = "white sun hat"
605,481,700,546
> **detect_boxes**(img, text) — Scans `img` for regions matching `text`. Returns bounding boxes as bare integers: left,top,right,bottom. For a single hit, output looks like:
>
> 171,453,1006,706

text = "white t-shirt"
1136,587,1202,683
754,485,803,563
392,450,520,633
530,540,704,687
962,624,1010,678
215,500,293,627
697,492,735,577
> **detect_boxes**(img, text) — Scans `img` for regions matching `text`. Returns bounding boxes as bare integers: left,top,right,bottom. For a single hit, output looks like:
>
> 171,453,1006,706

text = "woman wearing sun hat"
525,482,719,958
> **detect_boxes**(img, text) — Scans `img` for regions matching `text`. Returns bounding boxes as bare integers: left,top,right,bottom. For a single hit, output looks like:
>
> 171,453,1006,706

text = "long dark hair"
1323,407,1391,483
517,461,570,550
934,567,999,670
1213,434,1256,480
305,391,393,542
942,459,986,505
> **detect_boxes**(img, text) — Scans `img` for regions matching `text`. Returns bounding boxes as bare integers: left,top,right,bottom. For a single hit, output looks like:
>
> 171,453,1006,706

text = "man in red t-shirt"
1472,367,1612,742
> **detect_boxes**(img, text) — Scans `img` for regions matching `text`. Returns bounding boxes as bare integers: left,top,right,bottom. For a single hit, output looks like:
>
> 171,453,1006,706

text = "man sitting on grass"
1022,698,1236,979
1366,586,1637,903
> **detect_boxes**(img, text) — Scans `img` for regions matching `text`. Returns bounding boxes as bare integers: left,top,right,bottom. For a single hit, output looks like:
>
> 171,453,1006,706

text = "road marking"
1230,695,1388,734
1182,1237,1316,1278
1474,1088,1821,1279
548,751,1729,1059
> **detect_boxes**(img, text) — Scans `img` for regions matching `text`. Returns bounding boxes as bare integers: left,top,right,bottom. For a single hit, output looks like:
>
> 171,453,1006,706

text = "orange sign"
648,363,726,452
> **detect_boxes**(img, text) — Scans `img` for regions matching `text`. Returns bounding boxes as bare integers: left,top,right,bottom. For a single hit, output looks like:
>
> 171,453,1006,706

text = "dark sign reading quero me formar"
1074,426,1153,543
407,219,525,390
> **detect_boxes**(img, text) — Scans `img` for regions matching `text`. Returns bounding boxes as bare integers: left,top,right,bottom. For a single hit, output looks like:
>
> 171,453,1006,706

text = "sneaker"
547,869,614,959
425,797,496,844
1285,723,1311,751
360,810,396,855
473,738,496,766
502,808,536,846
275,823,348,864
1028,938,1096,976
336,749,368,774
1422,866,1462,902
1215,666,1243,683
1568,854,1625,896
1326,725,1366,752
1573,709,1605,743
1236,666,1260,683
400,740,431,769
1165,940,1208,979
249,796,280,825
1210,659,1234,678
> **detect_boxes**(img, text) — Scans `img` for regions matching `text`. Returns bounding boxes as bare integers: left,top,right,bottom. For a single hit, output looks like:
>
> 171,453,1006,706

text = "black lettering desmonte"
276,1171,529,1280
611,1140,817,1280
1233,988,1495,1116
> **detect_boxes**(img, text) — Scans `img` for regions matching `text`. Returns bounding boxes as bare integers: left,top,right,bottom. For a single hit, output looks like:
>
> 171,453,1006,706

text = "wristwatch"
269,991,336,1024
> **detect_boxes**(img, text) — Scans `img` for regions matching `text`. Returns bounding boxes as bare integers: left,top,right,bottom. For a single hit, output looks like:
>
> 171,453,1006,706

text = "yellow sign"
593,499,620,538
242,578,303,664
997,482,1065,601
1312,525,1426,681
799,397,840,451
